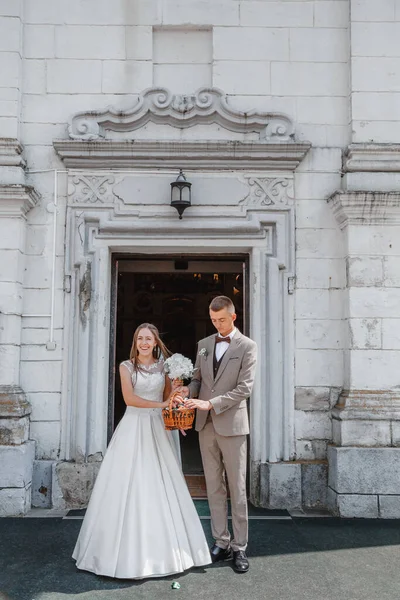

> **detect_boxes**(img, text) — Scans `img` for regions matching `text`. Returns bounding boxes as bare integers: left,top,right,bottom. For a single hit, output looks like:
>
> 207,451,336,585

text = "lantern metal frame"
170,169,192,219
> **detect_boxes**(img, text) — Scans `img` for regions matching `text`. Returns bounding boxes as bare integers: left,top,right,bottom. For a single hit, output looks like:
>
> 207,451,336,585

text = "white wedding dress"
72,359,211,579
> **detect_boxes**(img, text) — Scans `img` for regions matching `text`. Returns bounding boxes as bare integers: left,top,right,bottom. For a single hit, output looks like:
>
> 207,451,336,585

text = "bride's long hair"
129,323,171,373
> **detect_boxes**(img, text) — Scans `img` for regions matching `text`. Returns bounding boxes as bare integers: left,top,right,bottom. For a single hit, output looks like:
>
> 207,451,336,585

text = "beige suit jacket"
189,331,257,436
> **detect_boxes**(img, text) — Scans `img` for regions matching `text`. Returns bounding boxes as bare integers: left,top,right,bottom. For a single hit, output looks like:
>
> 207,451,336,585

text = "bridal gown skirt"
72,406,211,579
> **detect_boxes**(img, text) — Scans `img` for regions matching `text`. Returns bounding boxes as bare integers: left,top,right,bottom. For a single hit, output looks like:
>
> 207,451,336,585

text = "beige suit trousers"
199,420,248,552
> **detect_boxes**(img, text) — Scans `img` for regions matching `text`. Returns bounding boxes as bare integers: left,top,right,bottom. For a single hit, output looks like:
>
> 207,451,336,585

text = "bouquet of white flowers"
162,353,195,431
163,353,194,382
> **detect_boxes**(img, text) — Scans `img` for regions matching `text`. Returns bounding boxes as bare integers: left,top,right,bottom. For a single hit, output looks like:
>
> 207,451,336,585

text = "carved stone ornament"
69,174,116,204
239,177,294,207
328,190,400,228
68,87,295,142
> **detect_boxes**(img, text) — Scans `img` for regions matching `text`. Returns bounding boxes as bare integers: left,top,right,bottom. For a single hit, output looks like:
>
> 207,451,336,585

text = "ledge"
327,190,400,228
344,143,400,173
54,139,311,171
0,184,40,217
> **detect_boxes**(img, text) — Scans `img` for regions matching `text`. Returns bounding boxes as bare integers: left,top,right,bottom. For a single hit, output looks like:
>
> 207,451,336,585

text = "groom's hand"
185,399,212,411
176,385,190,398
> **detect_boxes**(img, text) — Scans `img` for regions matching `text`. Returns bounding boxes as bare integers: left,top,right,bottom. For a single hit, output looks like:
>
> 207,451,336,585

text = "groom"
183,296,257,573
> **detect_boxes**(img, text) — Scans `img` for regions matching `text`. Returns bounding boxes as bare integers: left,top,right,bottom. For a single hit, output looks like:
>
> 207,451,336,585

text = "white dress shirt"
215,327,237,362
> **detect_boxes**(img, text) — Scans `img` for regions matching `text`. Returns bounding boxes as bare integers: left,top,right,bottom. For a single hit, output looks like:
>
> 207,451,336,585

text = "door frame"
108,254,249,442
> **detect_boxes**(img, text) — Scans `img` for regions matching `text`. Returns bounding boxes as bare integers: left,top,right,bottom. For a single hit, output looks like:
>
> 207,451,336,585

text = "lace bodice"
121,359,165,404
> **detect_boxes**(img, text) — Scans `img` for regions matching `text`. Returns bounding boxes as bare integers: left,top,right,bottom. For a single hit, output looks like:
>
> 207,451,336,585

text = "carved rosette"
68,87,295,142
68,175,116,205
239,177,294,208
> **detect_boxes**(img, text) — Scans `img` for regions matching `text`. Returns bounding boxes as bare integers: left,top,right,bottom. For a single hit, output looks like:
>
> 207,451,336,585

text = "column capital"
328,190,400,229
0,139,25,169
0,184,40,218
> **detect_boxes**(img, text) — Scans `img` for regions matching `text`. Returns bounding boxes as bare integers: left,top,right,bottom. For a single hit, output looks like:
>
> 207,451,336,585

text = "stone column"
327,191,400,518
0,181,39,515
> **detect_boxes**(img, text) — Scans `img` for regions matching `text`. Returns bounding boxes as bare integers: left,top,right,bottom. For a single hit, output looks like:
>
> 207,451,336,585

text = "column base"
328,445,400,518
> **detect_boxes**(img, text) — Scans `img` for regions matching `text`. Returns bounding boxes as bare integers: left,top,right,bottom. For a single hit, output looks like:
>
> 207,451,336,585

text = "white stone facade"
1,0,400,517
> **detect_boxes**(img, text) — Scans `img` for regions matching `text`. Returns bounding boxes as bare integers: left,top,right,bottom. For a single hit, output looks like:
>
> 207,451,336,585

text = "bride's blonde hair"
129,323,170,373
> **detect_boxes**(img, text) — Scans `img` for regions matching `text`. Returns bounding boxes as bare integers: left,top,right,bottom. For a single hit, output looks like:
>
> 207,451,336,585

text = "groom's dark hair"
209,296,235,314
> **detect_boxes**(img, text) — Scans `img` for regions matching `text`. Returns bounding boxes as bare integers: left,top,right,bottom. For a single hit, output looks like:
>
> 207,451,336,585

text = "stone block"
269,463,302,509
296,289,344,320
32,459,53,508
0,441,35,488
29,421,60,460
24,0,64,24
27,393,61,422
0,314,22,345
349,318,382,350
55,25,125,60
302,463,328,508
163,0,239,26
24,24,55,58
332,419,391,447
154,27,212,63
328,446,400,495
347,257,384,287
102,60,152,94
20,360,62,393
352,57,400,92
296,201,341,230
348,225,400,256
0,52,20,89
0,486,31,517
214,27,288,61
297,229,343,259
240,1,313,27
0,0,22,17
379,496,400,519
213,60,270,95
290,28,348,63
351,0,395,22
352,22,400,58
352,92,400,123
314,1,349,28
0,249,23,284
23,254,64,290
22,59,46,95
392,422,400,446
0,16,21,52
154,64,211,95
295,349,343,387
297,259,346,292
47,59,102,94
271,62,347,96
349,288,400,319
296,320,344,350
295,387,331,411
349,350,400,390
126,26,152,60
0,416,29,445
338,494,379,518
0,347,21,387
384,257,400,287
295,171,341,201
297,96,348,127
52,460,101,509
326,487,338,515
295,410,332,440
296,440,327,460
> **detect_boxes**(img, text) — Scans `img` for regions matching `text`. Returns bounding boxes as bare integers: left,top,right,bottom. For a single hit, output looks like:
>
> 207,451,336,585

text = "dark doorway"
109,256,247,488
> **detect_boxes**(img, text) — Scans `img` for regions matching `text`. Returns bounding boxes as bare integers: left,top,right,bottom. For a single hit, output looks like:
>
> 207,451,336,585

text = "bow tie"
215,336,231,344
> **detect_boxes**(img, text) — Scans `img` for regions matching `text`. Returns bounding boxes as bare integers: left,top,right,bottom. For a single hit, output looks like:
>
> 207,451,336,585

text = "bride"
72,323,211,579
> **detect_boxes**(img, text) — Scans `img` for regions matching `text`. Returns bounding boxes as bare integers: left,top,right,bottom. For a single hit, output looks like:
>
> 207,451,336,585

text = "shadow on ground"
1,518,400,600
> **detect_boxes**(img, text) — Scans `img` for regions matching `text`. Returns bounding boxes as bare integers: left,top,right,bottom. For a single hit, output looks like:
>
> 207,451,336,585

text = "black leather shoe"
232,550,249,573
210,544,233,563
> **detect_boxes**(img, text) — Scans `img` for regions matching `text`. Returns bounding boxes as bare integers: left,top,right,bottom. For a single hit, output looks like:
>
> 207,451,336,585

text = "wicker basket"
162,390,195,431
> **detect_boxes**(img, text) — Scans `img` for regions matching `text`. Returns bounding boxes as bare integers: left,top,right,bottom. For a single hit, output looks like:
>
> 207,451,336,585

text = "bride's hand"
160,398,171,408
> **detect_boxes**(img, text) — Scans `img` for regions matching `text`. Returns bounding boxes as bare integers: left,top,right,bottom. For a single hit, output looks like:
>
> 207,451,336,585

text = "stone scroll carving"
239,177,294,207
68,87,295,142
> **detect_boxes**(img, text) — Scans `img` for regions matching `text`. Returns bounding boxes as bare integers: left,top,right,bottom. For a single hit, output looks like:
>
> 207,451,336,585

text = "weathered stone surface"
52,461,101,509
379,495,400,519
0,441,35,488
332,419,391,447
328,446,400,495
0,485,31,517
268,463,302,509
302,462,328,509
337,494,378,518
0,415,29,445
296,439,327,460
295,387,330,411
32,459,53,508
0,386,31,418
